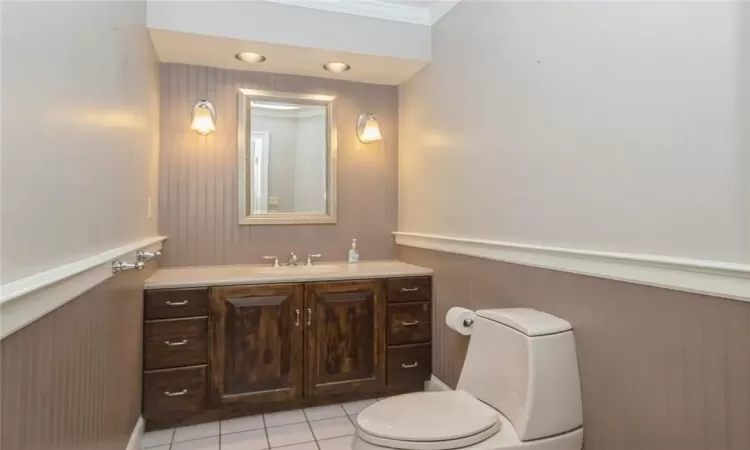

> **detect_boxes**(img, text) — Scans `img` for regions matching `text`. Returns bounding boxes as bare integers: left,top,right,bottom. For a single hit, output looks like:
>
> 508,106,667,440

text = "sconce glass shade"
356,113,382,143
191,100,216,135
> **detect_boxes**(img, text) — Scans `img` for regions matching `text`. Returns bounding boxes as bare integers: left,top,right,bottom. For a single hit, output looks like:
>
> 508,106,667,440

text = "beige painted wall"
0,1,160,283
399,1,748,264
158,64,398,267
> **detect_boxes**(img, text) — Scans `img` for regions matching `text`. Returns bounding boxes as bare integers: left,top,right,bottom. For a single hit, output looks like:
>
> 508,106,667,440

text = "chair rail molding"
0,236,166,339
393,232,750,303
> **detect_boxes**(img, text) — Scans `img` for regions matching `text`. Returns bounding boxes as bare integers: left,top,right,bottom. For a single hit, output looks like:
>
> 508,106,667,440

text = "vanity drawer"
387,343,431,386
145,288,209,320
144,318,208,370
143,365,206,420
388,302,431,345
386,277,432,303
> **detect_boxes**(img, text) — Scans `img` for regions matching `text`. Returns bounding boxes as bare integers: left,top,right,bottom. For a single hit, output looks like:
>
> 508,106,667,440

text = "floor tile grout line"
306,414,349,424
264,422,272,450
220,426,266,436
266,435,319,449
265,420,308,429
170,433,221,445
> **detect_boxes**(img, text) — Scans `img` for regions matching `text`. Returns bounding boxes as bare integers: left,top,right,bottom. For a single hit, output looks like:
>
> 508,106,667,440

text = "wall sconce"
356,113,382,143
190,100,216,135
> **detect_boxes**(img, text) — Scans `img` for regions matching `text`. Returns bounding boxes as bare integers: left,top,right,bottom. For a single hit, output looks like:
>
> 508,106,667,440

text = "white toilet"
353,308,583,450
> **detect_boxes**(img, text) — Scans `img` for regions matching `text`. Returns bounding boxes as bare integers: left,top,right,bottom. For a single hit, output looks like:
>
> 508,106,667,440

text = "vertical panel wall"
158,64,398,267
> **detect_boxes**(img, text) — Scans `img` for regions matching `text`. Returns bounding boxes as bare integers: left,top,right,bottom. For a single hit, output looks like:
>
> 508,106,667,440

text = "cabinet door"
209,284,304,406
305,280,386,398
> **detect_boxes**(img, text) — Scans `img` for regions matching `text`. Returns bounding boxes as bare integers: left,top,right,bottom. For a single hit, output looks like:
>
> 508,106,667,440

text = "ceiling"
263,0,460,25
149,29,427,85
148,0,461,85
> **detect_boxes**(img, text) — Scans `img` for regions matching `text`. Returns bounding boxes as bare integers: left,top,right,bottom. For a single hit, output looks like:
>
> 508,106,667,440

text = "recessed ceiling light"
235,52,266,64
323,62,351,73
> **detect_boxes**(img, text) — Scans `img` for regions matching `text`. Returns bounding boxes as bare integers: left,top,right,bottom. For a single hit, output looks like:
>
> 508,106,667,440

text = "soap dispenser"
348,238,359,264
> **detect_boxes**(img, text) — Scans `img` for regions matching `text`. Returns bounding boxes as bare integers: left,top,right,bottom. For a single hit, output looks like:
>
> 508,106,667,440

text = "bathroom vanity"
141,261,433,430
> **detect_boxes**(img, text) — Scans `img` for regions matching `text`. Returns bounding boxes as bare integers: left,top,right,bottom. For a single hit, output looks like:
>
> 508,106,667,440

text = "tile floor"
142,398,386,450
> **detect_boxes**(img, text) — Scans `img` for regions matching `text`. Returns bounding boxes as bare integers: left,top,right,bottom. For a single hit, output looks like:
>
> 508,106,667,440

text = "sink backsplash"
158,63,398,267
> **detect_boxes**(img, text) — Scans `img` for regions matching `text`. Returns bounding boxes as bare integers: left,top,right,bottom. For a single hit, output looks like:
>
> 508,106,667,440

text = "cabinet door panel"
209,284,304,406
305,280,386,398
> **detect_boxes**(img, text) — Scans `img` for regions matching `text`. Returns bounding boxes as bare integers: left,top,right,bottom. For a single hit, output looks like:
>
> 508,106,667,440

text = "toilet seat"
356,391,502,450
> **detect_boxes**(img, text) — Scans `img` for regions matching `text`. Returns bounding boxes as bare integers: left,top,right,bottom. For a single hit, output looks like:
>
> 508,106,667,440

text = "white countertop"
144,260,433,289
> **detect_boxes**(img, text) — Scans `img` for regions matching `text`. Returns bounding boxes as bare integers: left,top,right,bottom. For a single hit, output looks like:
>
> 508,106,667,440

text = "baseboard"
425,375,452,392
126,416,145,450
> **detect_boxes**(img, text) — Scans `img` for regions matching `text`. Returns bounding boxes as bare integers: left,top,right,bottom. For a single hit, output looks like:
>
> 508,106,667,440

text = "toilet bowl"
352,308,584,450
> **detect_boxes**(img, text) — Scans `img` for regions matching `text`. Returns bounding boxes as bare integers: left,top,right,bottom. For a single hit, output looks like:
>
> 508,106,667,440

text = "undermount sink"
253,265,340,276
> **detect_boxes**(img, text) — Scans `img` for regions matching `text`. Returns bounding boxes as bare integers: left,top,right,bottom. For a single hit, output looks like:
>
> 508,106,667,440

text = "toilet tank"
456,308,583,441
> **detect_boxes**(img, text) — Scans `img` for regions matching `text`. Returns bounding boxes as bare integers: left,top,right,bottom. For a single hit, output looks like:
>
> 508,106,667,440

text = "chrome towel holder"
112,250,162,274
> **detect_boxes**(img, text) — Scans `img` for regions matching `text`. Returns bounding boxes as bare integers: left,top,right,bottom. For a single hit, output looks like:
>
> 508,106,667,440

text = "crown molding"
429,0,462,25
262,0,434,25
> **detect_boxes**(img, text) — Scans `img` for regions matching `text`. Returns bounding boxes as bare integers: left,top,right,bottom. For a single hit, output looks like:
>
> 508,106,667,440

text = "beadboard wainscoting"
398,246,750,450
158,64,398,267
0,263,158,450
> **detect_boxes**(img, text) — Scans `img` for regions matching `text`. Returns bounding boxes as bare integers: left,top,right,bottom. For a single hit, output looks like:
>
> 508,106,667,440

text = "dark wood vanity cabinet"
142,276,432,430
209,284,305,407
141,288,210,428
305,280,386,398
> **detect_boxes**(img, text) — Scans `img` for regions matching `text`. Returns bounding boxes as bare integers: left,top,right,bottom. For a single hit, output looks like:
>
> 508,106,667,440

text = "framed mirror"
238,89,337,224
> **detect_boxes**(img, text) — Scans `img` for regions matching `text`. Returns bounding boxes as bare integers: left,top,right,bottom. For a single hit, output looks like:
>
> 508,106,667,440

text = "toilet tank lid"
476,308,572,336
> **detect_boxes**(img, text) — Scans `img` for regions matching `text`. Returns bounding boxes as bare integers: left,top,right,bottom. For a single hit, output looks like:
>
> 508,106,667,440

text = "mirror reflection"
249,102,327,214
238,90,336,225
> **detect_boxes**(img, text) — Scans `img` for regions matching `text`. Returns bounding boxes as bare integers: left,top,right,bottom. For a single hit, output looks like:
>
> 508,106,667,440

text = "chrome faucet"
286,252,298,267
306,253,322,266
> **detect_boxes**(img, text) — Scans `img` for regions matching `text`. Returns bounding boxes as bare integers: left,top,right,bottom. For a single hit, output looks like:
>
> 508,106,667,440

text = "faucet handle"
262,255,280,267
306,254,322,266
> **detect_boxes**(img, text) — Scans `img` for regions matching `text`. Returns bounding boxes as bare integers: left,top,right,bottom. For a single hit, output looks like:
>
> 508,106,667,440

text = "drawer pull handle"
165,300,188,307
164,389,188,397
402,362,419,369
165,339,188,346
307,308,312,326
401,287,419,292
402,320,420,327
295,309,300,327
